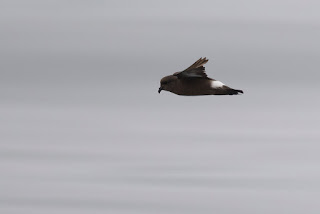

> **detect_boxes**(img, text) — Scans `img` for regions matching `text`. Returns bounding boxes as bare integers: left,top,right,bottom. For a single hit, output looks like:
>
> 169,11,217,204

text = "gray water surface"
1,1,320,214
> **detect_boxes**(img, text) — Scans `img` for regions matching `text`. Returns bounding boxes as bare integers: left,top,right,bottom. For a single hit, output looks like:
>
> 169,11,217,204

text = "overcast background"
1,1,320,214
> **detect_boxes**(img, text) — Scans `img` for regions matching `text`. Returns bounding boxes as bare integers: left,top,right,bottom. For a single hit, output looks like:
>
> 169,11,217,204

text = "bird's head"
158,75,177,93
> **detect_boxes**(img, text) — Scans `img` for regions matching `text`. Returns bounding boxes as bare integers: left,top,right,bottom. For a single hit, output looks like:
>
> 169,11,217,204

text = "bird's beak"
158,87,162,94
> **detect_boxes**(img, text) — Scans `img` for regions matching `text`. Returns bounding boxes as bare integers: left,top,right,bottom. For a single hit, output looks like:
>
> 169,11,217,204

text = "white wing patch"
211,80,225,88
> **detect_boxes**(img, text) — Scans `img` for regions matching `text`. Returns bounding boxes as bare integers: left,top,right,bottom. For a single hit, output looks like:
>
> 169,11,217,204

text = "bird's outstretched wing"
174,57,209,79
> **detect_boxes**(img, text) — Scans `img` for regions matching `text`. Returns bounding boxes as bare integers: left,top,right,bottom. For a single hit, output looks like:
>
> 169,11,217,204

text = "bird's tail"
228,88,243,95
214,86,243,95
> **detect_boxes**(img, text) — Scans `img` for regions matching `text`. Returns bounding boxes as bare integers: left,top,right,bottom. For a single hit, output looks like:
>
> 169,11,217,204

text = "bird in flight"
158,57,243,96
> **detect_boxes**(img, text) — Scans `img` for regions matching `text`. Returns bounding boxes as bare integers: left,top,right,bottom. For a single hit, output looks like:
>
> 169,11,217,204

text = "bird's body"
158,57,243,96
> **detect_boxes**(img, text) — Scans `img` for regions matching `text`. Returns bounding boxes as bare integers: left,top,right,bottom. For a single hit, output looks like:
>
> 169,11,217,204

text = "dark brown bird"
158,57,243,96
